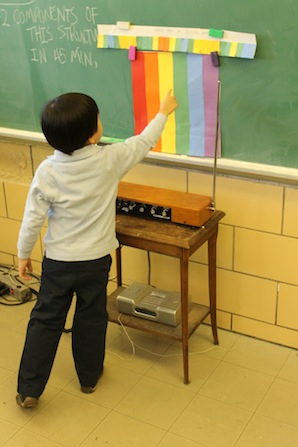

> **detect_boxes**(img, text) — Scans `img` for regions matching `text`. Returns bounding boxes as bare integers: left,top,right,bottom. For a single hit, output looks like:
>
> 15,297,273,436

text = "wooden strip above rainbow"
97,24,257,59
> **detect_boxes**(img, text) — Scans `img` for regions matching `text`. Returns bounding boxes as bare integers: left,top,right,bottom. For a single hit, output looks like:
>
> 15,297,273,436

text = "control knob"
162,208,170,218
128,202,136,210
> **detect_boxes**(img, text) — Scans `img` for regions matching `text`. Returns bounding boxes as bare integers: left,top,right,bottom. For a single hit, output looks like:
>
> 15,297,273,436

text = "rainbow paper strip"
97,24,257,59
98,34,256,59
131,52,220,157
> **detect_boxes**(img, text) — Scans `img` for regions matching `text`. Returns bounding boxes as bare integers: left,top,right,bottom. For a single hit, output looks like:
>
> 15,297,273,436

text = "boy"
16,90,178,408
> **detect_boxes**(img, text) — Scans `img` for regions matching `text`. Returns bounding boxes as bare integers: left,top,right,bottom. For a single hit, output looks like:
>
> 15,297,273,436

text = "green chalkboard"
1,0,298,168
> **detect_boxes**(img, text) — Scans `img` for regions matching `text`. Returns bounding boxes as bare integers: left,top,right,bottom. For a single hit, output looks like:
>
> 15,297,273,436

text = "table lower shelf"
107,286,210,342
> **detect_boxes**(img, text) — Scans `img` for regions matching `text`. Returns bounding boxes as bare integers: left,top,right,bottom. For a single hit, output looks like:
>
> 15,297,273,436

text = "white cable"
106,314,225,360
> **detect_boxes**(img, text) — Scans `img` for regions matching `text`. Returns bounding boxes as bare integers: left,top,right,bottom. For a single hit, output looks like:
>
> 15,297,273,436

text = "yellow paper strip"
118,35,137,49
152,36,159,51
158,52,176,153
195,40,220,54
97,34,104,47
229,42,238,57
169,37,176,52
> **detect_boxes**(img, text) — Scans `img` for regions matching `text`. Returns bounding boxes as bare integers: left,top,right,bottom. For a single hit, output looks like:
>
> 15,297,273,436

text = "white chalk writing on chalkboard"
0,4,99,68
0,1,36,6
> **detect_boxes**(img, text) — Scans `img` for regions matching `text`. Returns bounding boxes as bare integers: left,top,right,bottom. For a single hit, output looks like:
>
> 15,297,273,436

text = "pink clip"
129,46,136,61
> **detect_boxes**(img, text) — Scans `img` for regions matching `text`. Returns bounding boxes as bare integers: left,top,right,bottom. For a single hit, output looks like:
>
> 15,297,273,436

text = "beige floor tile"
12,311,35,343
0,418,19,446
0,299,34,331
2,296,298,446
158,432,207,447
0,374,60,426
256,378,298,427
9,312,34,336
235,414,298,447
171,394,252,447
188,325,241,361
277,349,298,384
222,334,291,375
25,391,110,447
47,346,77,391
4,429,67,447
62,298,76,335
105,328,174,375
59,314,124,351
0,327,27,373
146,344,220,392
115,376,194,430
0,366,14,384
80,411,165,447
58,331,73,351
145,326,240,390
106,321,126,346
64,364,142,409
143,324,240,385
199,362,274,411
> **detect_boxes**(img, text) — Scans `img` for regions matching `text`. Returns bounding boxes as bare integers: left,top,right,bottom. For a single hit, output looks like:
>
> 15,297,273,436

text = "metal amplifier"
116,282,185,327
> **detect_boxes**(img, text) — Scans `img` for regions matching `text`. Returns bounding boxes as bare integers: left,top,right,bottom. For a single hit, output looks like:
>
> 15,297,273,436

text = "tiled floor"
1,296,298,447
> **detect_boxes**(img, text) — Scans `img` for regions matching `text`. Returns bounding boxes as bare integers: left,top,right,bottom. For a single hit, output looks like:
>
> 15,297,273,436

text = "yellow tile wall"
234,228,298,285
31,145,53,173
4,182,29,220
123,163,187,191
150,253,181,292
190,223,234,270
0,138,298,350
217,269,277,323
121,246,151,286
189,172,284,233
0,215,42,261
0,140,33,183
0,252,14,266
0,183,6,217
232,316,298,348
284,188,298,237
277,284,298,330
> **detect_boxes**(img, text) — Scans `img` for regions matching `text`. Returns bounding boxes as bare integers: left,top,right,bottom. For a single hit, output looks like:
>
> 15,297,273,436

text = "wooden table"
107,210,225,384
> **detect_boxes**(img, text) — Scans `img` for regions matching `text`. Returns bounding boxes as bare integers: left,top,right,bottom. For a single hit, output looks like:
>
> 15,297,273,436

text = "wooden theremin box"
117,182,213,227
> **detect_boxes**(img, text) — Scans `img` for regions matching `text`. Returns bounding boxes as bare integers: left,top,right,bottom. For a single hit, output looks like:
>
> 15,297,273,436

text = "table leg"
180,250,189,384
208,228,219,345
116,246,122,287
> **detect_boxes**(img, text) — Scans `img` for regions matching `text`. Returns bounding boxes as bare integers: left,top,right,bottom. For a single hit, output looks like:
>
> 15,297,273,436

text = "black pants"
17,254,112,398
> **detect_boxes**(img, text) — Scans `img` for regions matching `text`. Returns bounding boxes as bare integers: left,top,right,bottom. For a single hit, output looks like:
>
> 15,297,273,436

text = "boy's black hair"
41,92,99,154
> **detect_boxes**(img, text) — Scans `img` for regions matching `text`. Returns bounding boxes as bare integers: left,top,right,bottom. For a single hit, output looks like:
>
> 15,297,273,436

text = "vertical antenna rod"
211,80,221,211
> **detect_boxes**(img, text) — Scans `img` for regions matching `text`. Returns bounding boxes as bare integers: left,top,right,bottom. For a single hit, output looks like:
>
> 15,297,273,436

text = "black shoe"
81,385,96,394
80,369,104,394
16,393,38,408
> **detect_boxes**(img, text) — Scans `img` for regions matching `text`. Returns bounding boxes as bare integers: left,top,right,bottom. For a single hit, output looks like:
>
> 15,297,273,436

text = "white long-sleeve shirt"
17,113,167,261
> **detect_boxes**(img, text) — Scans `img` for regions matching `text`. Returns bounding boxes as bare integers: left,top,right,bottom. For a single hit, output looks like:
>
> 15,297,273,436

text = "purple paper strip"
202,55,220,157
